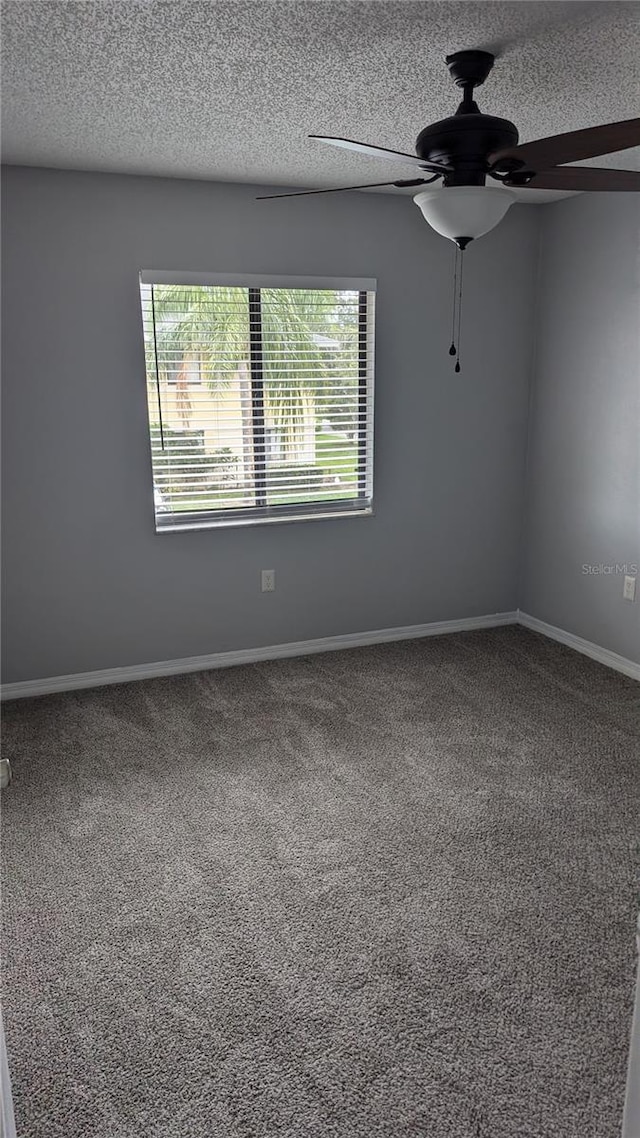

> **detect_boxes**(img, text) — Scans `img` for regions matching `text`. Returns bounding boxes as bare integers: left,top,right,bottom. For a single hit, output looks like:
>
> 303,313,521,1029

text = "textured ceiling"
2,1,640,205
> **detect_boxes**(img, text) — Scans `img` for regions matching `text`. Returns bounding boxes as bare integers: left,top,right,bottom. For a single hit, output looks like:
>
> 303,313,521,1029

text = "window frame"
139,272,376,532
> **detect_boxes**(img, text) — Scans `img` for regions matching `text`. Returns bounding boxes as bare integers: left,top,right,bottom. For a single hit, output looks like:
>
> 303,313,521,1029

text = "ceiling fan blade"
510,165,640,192
491,117,640,172
309,135,449,173
256,178,434,200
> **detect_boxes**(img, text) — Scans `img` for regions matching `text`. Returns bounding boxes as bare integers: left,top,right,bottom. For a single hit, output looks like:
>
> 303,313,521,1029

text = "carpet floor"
2,626,639,1138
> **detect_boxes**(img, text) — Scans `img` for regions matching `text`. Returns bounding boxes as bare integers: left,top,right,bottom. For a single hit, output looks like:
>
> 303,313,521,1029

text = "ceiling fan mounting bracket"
502,170,536,187
489,155,527,175
445,50,495,91
487,166,532,185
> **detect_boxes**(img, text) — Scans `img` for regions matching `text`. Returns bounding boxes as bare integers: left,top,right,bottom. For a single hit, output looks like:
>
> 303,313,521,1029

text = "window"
139,272,375,531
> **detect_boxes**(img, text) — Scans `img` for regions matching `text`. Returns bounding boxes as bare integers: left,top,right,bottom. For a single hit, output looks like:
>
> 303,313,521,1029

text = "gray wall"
521,193,640,664
1,166,538,683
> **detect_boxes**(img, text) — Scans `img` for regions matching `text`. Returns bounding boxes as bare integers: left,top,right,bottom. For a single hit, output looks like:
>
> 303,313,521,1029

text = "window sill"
155,505,373,534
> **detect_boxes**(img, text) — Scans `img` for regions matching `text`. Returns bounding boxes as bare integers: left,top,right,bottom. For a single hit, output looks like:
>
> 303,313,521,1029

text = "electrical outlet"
623,575,636,601
261,569,275,593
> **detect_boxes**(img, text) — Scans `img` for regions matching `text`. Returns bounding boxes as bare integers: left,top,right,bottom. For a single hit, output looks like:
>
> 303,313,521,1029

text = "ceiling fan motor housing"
416,114,519,186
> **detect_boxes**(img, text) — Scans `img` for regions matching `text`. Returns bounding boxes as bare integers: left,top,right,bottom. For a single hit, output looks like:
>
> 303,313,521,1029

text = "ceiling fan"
258,49,640,248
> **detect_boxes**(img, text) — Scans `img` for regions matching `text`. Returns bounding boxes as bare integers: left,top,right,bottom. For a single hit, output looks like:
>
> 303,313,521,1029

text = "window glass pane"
141,283,254,514
261,288,362,507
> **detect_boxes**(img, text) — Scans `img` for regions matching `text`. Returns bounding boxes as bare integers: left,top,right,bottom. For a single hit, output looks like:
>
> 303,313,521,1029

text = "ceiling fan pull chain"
449,245,459,357
454,248,465,373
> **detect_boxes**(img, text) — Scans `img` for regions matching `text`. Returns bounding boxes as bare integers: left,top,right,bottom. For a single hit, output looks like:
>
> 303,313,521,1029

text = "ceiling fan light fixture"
413,185,516,246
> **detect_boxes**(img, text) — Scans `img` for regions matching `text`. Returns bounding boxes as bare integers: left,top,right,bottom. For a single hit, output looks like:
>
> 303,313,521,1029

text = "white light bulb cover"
414,185,516,243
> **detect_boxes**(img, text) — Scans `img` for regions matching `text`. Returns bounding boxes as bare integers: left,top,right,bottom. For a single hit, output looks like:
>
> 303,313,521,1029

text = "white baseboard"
0,611,518,701
4,609,636,701
518,611,640,682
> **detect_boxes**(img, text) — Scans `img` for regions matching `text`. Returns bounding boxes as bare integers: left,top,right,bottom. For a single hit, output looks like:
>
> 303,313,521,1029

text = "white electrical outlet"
623,575,637,601
261,569,275,593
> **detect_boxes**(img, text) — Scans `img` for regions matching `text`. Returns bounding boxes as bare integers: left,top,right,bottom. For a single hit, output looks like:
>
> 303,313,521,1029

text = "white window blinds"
139,273,375,531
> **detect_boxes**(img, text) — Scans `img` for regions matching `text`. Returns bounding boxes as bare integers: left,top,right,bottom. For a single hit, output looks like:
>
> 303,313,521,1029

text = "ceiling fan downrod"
445,49,495,117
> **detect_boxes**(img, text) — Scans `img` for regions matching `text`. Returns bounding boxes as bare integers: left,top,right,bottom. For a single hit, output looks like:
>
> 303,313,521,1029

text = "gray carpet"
2,626,639,1138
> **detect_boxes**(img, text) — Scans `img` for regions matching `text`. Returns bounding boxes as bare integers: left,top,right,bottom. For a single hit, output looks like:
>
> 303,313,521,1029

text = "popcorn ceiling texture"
1,1,639,195
2,626,639,1137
